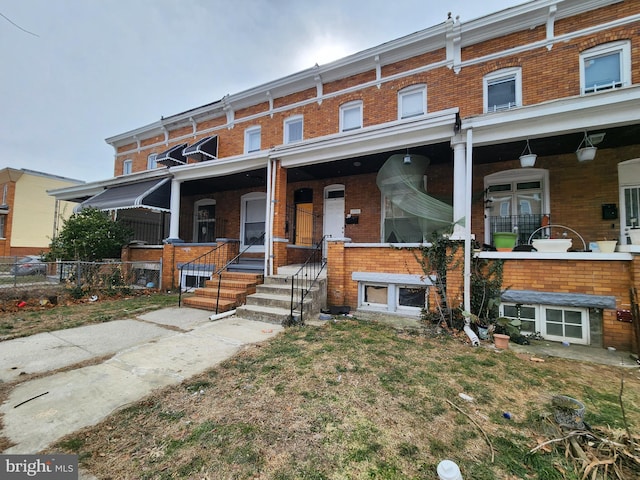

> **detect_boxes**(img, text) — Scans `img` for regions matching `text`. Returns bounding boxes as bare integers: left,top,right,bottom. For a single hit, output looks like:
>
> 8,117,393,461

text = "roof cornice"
105,0,621,148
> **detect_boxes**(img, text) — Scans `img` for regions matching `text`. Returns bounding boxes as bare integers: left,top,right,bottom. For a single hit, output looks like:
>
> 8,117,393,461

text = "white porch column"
451,139,467,239
166,178,182,243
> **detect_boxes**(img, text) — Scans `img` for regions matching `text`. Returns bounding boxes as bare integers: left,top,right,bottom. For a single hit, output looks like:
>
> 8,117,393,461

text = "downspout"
264,158,273,276
463,128,479,346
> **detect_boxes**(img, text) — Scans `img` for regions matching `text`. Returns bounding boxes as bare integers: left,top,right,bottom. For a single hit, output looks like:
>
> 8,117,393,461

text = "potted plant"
596,238,617,253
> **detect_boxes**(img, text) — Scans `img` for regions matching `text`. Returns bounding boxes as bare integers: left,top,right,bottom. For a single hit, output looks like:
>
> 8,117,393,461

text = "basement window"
354,272,430,316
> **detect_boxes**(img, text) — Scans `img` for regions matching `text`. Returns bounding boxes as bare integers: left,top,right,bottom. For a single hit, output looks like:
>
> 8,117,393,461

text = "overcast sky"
1,0,525,183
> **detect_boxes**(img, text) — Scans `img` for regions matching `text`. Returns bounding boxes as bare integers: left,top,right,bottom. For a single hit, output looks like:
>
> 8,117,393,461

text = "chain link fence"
0,257,161,302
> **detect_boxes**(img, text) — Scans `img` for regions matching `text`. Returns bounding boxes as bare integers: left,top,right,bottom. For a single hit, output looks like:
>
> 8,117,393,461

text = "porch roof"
183,136,218,161
156,143,187,166
74,178,171,213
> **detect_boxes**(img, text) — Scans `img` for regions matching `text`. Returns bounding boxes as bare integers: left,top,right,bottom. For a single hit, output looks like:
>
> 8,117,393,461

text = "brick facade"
96,1,640,351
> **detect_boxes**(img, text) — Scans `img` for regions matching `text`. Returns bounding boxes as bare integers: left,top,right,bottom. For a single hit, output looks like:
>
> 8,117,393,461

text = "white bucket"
437,460,463,480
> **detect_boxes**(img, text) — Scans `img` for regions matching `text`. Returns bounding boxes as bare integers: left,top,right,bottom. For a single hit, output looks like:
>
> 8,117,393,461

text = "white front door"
241,192,266,252
323,185,345,242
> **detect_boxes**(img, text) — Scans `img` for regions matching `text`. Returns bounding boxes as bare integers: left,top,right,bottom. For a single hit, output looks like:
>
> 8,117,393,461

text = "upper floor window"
0,215,5,238
245,126,261,153
1,183,7,205
340,101,363,131
284,116,303,144
147,153,157,170
484,67,522,112
123,159,133,175
398,85,426,119
580,41,631,94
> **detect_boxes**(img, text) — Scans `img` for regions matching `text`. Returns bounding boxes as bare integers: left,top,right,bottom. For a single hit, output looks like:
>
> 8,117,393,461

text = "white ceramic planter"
597,240,617,253
532,238,572,252
576,146,597,162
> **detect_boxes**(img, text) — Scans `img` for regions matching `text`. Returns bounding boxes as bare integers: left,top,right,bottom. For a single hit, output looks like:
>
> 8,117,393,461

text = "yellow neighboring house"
0,168,84,257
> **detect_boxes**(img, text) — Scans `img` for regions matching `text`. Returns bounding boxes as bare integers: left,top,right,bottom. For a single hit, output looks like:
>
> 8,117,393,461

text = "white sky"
0,0,525,183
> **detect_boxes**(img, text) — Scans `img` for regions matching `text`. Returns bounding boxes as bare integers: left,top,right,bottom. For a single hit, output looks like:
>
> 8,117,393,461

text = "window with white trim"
284,116,303,144
340,101,363,131
0,215,5,238
123,159,133,175
484,169,549,245
360,282,427,315
500,303,589,345
147,153,157,170
484,68,522,112
245,126,261,153
398,85,426,119
1,183,7,205
580,41,631,94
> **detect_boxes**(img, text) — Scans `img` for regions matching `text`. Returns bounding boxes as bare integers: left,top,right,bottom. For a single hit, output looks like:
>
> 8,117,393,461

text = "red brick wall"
500,257,636,351
115,2,640,176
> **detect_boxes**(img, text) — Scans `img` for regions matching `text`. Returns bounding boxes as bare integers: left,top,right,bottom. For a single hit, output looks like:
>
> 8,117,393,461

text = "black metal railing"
287,236,327,326
285,204,323,246
178,240,238,306
488,214,550,245
212,233,266,314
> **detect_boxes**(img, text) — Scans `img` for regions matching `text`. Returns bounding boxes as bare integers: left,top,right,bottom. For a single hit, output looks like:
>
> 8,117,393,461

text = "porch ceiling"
181,168,267,195
287,123,640,181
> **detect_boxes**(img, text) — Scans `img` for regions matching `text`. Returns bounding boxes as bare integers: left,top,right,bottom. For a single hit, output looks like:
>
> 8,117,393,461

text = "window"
0,215,5,238
240,192,266,251
245,126,261,153
147,153,157,170
484,169,549,245
340,101,363,131
382,196,426,243
284,116,303,144
580,41,631,94
1,183,7,205
398,85,426,119
484,68,522,112
501,303,589,345
123,159,132,175
358,280,427,316
193,199,216,243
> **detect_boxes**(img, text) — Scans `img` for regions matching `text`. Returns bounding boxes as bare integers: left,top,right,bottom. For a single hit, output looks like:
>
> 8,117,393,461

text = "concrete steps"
235,274,327,325
182,271,263,313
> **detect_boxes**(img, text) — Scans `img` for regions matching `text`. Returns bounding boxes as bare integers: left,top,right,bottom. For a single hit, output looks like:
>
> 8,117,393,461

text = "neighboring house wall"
0,169,83,256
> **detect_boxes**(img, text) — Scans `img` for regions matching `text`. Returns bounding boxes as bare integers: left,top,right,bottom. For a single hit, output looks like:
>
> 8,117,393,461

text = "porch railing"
213,232,266,314
488,214,551,246
178,240,239,306
285,204,323,246
287,236,327,326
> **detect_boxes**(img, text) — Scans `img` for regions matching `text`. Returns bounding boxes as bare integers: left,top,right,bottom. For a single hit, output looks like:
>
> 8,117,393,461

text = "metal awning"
183,136,218,161
75,178,171,212
156,143,187,166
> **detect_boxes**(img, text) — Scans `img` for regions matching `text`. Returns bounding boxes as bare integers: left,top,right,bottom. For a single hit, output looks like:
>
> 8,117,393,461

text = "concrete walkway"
0,307,283,456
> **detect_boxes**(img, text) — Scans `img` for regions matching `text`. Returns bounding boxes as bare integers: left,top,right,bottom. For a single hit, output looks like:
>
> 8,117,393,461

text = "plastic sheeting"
376,153,453,242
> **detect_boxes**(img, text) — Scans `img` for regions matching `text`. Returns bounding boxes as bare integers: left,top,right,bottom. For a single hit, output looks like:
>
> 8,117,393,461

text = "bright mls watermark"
1,455,77,479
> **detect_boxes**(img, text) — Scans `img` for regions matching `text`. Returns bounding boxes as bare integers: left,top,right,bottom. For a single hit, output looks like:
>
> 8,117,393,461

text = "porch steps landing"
182,271,263,313
235,274,327,325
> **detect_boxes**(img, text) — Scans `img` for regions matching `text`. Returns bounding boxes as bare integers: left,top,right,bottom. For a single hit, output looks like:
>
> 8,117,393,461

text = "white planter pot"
576,146,597,162
532,238,572,252
597,240,617,253
519,154,536,168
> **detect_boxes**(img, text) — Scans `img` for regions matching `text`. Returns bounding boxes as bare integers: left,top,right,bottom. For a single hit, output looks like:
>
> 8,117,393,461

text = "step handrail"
287,236,327,326
213,233,266,314
179,240,238,307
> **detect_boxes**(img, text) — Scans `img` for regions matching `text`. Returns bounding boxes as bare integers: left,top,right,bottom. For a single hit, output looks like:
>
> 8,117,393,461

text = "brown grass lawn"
11,308,634,479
